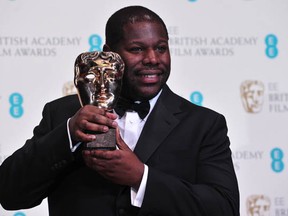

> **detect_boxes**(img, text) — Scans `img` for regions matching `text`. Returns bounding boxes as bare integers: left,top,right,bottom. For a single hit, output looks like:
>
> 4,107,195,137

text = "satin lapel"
134,87,181,163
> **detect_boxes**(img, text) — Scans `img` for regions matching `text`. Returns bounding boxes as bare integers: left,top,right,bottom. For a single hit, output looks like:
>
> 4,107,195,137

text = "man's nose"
143,49,159,65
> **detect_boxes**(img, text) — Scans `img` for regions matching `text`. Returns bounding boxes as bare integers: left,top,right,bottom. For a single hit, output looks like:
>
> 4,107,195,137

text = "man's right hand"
69,105,118,143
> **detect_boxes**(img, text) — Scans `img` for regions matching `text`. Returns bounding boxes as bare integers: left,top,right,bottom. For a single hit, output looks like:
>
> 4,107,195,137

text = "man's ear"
103,44,111,51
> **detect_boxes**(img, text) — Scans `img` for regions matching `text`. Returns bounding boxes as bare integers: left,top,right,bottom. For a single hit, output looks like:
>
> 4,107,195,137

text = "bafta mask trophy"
74,51,125,150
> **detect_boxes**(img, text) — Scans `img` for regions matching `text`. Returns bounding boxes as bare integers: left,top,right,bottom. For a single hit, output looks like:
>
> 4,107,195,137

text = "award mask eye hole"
105,70,116,82
85,73,96,82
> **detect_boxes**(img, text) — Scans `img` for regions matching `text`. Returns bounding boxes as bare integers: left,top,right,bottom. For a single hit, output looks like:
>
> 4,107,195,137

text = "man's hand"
82,128,144,189
69,105,118,143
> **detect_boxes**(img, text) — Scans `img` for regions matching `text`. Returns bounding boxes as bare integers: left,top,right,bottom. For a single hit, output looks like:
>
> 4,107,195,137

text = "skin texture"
69,21,170,189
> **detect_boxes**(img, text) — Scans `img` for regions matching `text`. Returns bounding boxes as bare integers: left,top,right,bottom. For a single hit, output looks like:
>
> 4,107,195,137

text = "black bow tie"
115,97,150,119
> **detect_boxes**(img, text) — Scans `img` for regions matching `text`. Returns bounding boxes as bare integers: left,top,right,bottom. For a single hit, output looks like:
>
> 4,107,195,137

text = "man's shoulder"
45,94,81,110
48,94,78,103
178,94,220,116
163,86,222,117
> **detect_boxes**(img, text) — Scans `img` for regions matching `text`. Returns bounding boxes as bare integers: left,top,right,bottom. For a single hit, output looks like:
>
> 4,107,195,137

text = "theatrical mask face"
247,195,271,216
240,80,265,113
74,51,124,110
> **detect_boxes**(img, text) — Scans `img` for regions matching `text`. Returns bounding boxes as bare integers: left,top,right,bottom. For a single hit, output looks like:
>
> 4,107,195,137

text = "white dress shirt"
67,91,161,207
115,92,160,207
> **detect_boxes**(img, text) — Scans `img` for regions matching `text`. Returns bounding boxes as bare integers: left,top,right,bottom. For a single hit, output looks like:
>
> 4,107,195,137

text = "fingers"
115,128,130,151
69,105,118,142
78,106,117,130
105,111,118,120
82,150,118,173
71,127,96,142
79,119,110,134
82,148,144,187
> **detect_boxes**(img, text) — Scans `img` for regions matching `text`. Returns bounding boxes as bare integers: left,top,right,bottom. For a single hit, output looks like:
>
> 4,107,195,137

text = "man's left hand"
82,128,144,189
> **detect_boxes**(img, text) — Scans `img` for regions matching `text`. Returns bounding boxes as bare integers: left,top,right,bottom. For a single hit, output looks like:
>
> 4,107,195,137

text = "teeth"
143,74,157,78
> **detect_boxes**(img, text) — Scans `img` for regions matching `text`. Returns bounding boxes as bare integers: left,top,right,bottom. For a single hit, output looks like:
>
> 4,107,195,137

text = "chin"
122,84,161,101
138,90,160,101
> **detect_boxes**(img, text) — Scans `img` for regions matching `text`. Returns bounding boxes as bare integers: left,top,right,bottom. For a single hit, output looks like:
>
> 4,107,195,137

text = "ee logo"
9,93,24,118
89,34,103,52
271,147,284,173
14,212,26,216
265,34,278,59
190,91,203,106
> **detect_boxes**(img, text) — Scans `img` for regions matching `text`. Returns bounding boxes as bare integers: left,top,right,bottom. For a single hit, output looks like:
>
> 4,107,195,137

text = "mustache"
142,65,160,69
137,66,162,72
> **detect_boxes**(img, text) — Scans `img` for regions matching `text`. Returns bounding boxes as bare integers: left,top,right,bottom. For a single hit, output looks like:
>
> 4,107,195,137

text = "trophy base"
84,128,116,150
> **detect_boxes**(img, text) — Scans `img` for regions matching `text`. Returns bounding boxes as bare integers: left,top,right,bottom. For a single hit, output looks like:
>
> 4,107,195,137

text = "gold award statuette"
74,51,125,150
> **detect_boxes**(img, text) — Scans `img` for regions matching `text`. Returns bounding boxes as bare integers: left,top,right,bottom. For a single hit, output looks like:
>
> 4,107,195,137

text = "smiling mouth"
136,73,163,85
141,74,159,78
137,71,163,76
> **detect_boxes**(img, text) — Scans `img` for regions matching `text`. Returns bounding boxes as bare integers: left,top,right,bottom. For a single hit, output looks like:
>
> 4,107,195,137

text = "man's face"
113,21,171,101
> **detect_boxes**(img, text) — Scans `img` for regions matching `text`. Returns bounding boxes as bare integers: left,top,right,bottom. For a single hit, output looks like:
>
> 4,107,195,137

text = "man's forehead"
121,22,168,40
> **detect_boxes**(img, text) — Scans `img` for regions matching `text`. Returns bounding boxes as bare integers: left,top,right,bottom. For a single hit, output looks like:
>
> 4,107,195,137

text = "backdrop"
1,0,288,215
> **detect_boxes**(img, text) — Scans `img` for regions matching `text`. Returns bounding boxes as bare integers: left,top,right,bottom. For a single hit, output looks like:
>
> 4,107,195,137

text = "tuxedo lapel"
134,86,182,163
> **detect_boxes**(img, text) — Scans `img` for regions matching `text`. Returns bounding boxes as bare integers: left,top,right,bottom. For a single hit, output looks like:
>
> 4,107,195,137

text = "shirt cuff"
67,118,81,152
130,164,148,207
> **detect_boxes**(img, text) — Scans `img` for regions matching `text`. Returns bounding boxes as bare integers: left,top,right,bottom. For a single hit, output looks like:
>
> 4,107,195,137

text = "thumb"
115,127,130,151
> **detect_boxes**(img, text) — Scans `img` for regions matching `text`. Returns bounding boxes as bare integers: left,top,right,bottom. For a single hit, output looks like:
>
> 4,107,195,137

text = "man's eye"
129,47,143,52
157,46,167,52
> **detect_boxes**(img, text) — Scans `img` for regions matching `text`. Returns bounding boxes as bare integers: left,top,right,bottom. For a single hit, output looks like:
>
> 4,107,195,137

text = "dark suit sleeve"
139,114,239,216
0,102,75,210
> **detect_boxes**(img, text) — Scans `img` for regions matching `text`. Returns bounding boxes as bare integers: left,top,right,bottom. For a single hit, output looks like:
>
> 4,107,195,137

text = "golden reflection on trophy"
74,51,125,149
74,51,124,109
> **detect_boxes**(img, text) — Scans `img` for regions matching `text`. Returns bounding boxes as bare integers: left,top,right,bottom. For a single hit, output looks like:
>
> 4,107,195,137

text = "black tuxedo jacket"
0,85,239,216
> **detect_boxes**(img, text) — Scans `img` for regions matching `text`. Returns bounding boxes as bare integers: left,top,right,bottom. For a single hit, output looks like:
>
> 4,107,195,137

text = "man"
0,6,239,216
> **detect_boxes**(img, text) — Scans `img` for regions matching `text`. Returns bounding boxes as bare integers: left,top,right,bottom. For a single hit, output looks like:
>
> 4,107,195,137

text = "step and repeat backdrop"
1,0,288,215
